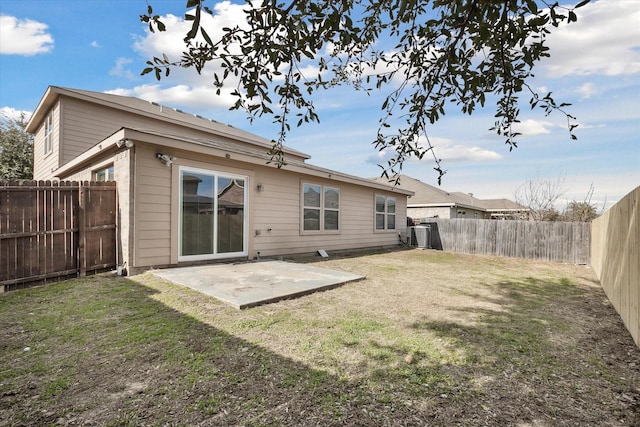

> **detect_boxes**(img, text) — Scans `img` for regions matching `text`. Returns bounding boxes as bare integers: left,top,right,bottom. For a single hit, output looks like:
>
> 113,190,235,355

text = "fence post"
78,182,87,276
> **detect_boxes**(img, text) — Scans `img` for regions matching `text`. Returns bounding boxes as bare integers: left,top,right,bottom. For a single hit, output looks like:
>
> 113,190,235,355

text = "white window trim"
43,113,53,157
301,182,341,234
93,164,114,182
178,166,249,262
375,194,397,232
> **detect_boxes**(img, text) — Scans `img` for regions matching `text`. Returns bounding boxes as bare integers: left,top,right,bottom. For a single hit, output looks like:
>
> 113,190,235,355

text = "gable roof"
25,86,311,160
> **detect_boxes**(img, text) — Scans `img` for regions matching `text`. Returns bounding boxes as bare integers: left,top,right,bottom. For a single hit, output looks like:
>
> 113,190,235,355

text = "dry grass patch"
1,248,638,426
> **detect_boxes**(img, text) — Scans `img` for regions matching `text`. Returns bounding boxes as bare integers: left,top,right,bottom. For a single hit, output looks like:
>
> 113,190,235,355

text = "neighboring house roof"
475,198,527,212
370,174,480,209
370,174,525,213
25,86,311,160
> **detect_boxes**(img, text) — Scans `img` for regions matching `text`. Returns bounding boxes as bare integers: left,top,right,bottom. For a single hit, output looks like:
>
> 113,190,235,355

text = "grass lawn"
1,249,639,426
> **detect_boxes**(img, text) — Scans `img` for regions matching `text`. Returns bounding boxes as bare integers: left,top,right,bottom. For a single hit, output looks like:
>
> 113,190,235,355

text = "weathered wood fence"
410,218,590,264
0,180,117,291
591,185,639,349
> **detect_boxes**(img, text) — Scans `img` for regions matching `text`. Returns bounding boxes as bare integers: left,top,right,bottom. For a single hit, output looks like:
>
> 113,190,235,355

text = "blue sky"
1,0,638,210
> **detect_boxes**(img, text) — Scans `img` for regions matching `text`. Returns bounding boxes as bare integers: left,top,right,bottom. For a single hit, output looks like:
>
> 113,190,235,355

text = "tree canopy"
141,0,589,182
0,113,33,180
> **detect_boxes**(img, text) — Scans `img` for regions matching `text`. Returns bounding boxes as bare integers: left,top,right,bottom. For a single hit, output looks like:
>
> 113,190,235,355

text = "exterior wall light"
116,138,134,148
156,153,175,166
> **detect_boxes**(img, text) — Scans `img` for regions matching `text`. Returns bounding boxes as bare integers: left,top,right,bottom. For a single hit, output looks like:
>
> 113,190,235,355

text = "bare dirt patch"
1,248,638,426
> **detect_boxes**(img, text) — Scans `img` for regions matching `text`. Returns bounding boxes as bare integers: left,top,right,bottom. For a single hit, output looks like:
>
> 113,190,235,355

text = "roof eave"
54,128,414,195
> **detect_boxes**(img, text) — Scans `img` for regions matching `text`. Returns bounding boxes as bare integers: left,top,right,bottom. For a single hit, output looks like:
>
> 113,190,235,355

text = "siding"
57,96,308,168
32,102,60,180
251,167,405,257
134,144,173,267
409,206,452,220
409,206,488,221
131,144,406,268
60,149,133,269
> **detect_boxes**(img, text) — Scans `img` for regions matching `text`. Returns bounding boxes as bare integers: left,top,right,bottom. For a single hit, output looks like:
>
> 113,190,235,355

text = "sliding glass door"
179,167,247,260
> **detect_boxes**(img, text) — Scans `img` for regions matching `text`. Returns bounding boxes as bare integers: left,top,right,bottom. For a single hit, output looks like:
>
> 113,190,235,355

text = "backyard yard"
1,249,638,426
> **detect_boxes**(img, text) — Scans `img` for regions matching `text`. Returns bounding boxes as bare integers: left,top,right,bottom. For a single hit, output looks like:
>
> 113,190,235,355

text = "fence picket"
415,218,591,264
0,180,116,291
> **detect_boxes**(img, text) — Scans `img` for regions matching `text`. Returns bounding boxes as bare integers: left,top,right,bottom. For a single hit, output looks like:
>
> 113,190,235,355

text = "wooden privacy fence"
411,218,590,264
0,180,117,291
591,185,639,349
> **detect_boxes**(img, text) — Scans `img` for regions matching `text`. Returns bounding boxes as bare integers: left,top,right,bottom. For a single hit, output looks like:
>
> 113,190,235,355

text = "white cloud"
0,106,32,121
124,2,257,111
512,119,554,136
0,15,54,55
576,82,597,99
428,137,503,162
367,136,502,165
541,1,640,77
90,41,101,48
109,57,135,79
105,83,237,110
133,2,248,60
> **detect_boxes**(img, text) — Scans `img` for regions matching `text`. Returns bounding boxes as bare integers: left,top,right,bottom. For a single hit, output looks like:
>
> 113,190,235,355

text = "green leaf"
201,28,213,46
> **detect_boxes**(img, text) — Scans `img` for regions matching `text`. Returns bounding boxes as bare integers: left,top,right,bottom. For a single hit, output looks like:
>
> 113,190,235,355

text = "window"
375,195,396,230
302,183,340,232
43,113,53,155
94,165,114,182
179,167,247,261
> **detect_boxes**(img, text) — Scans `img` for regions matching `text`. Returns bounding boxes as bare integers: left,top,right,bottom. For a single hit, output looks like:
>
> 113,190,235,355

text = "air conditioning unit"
411,224,431,249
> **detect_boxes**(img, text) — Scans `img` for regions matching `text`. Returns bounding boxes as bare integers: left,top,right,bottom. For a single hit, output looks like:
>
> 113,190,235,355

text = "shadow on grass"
1,272,638,426
405,276,640,425
0,274,432,426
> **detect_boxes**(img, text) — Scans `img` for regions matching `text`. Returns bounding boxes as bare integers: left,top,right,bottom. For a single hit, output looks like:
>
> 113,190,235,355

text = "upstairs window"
375,195,396,230
43,113,53,156
94,164,114,182
302,183,340,232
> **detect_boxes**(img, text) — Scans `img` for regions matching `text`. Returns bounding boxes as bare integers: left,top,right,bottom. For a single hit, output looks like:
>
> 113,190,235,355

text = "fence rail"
0,180,117,291
409,218,590,264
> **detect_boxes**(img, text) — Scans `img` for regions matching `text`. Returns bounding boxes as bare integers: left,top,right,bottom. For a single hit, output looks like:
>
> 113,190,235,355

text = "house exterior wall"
450,206,488,219
58,96,215,166
408,206,489,222
30,89,410,271
59,148,134,270
129,143,406,269
409,206,453,221
31,95,307,181
33,101,60,180
250,167,404,258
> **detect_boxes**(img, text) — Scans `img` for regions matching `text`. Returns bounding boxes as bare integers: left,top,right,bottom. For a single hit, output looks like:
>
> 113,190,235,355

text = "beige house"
26,86,412,273
371,175,527,222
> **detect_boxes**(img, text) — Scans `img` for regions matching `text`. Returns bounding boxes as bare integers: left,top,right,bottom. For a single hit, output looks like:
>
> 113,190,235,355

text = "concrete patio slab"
150,260,365,309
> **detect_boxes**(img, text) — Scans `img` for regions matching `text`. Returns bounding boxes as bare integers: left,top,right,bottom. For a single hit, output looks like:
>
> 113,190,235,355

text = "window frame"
43,113,53,156
375,194,397,232
178,166,249,262
301,182,341,234
93,164,114,182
